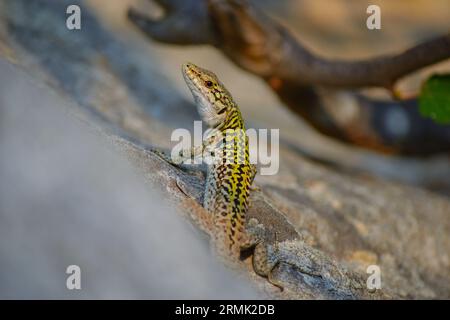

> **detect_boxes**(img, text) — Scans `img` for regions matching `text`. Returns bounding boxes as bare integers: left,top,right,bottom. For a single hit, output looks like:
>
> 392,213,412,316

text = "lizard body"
162,62,283,288
181,62,256,260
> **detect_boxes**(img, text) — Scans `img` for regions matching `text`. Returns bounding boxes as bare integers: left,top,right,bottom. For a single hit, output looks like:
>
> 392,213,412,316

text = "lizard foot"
243,222,285,291
150,148,182,168
252,242,285,291
175,177,204,204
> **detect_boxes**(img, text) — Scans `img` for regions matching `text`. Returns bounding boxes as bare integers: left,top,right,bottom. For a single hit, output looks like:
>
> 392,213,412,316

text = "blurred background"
93,0,450,192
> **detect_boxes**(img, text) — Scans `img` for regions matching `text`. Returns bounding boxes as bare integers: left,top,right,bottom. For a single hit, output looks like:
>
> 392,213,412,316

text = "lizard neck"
217,107,245,131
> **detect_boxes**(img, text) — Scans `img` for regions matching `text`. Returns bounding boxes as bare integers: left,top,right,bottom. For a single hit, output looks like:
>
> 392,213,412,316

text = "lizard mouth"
182,62,199,84
182,63,202,94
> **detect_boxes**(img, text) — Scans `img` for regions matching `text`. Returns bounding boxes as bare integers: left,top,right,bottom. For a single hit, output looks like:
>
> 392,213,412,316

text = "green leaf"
418,74,450,124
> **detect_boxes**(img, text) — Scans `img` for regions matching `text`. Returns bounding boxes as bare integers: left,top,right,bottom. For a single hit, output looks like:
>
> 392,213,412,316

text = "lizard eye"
205,81,213,88
218,107,227,115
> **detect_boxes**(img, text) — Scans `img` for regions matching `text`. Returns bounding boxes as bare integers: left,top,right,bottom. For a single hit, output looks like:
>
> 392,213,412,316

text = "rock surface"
0,0,449,299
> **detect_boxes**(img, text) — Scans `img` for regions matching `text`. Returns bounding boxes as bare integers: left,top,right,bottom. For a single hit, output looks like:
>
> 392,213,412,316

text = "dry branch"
129,0,450,88
128,0,450,156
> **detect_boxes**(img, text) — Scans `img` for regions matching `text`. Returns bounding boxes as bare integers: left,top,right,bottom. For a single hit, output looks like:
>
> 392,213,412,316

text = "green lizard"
161,62,283,288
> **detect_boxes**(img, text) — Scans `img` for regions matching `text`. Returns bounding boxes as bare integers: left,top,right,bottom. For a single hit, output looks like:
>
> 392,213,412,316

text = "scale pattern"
182,62,256,260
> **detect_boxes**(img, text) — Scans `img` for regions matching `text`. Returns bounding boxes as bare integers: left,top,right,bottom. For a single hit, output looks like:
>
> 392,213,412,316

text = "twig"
128,0,450,88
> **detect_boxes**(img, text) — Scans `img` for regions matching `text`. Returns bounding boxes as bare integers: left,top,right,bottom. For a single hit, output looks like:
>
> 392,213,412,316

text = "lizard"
156,62,285,289
155,63,359,294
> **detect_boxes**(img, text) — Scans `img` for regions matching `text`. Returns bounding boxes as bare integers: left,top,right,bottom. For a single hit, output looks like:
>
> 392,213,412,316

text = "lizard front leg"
252,242,285,291
165,130,223,165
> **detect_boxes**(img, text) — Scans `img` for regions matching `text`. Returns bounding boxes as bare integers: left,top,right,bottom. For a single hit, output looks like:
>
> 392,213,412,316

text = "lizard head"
182,62,233,127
